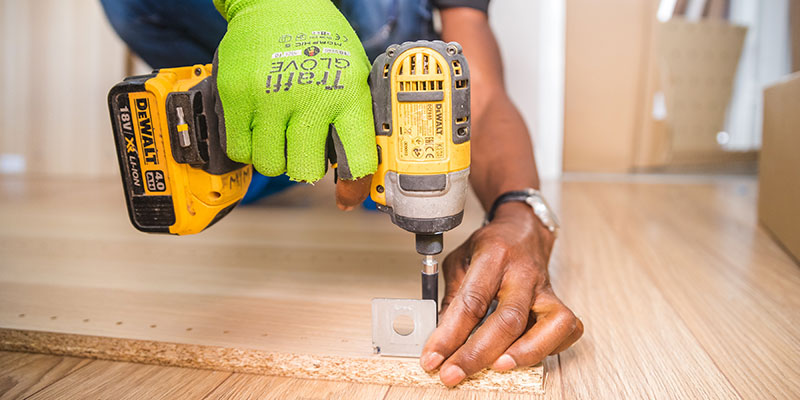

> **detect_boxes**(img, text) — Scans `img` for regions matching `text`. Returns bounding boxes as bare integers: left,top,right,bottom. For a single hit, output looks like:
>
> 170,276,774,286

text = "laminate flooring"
0,174,797,399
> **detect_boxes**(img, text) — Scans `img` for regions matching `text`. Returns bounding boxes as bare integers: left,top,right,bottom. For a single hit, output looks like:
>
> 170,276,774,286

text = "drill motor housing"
369,41,471,255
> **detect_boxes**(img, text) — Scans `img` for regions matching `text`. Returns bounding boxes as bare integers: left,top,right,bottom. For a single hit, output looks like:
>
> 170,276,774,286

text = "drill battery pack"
107,65,251,235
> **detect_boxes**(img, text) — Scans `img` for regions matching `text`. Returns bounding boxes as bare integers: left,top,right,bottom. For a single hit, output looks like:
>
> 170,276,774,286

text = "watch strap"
485,190,535,223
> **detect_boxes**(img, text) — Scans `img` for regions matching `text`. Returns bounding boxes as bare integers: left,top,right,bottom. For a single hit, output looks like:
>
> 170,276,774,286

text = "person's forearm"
440,8,540,210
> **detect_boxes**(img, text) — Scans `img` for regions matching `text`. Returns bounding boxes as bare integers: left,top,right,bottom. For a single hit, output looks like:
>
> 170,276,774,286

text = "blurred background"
0,0,796,178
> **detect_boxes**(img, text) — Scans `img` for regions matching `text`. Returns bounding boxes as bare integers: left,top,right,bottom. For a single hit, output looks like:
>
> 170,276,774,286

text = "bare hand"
335,175,372,211
419,202,583,386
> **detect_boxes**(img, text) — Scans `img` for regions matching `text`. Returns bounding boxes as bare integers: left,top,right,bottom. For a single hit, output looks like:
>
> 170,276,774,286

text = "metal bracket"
371,298,436,357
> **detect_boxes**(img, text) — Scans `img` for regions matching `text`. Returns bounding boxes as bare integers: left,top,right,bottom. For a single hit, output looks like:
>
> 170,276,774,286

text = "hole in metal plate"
392,314,415,336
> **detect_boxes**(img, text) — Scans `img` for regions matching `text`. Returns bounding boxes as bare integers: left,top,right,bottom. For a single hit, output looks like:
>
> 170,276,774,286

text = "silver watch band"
484,188,560,237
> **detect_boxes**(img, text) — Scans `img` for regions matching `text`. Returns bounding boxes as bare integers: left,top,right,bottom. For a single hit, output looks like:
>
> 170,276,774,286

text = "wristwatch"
485,188,560,237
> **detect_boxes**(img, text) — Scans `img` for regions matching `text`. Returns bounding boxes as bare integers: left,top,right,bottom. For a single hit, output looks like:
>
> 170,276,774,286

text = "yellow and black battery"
107,65,251,235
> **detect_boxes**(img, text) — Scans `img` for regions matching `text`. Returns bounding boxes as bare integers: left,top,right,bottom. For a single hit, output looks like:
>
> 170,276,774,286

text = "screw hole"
83,319,90,323
376,185,384,194
446,44,459,56
209,191,221,200
186,327,193,331
116,321,123,325
50,316,57,320
150,324,157,328
18,314,25,318
194,67,202,76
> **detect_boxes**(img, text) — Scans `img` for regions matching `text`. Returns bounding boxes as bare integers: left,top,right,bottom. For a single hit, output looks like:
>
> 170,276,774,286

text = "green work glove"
213,0,377,182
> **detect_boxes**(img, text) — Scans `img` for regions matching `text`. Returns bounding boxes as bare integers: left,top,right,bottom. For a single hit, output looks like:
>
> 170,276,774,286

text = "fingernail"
492,354,516,371
439,365,466,387
421,352,444,371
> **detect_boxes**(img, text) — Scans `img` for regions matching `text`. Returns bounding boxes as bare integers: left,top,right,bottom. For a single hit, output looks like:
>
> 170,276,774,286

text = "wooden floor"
0,174,798,399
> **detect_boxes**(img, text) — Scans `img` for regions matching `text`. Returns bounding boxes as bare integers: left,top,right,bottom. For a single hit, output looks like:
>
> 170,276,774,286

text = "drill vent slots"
397,51,445,93
452,60,468,89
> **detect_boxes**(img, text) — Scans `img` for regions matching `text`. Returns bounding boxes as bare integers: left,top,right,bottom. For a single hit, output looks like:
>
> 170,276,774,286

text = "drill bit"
421,254,439,322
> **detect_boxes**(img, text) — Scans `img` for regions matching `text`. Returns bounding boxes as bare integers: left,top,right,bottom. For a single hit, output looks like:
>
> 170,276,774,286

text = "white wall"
490,0,565,180
725,0,792,150
0,0,127,177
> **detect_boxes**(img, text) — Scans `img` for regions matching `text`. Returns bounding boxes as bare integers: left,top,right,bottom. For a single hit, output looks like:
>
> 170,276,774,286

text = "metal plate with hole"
371,298,436,357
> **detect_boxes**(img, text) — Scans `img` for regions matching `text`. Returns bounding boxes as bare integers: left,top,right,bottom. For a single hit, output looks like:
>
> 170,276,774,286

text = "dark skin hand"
335,174,371,211
336,7,583,386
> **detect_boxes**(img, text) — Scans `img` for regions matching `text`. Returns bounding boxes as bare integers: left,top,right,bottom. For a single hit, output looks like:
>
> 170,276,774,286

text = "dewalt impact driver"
108,41,470,311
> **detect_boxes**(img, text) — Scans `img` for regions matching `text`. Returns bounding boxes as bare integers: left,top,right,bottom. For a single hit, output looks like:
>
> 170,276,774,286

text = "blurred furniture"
563,0,786,172
760,72,800,261
793,0,800,72
635,18,748,168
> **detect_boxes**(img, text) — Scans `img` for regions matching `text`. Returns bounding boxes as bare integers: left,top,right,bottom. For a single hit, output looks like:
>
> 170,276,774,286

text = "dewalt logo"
116,94,144,194
135,98,158,165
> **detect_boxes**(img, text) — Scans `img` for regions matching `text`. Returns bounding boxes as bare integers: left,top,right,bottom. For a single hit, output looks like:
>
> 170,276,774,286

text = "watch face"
526,195,560,233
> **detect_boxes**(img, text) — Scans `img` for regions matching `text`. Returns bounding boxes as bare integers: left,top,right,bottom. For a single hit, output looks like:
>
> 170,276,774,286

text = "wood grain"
204,375,389,400
553,176,800,399
0,177,545,394
0,352,540,400
28,359,230,400
617,182,800,398
2,175,799,398
0,351,89,400
551,183,739,399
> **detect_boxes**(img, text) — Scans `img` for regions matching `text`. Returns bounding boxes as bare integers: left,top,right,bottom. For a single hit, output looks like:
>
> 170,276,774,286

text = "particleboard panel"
2,176,799,398
656,18,746,162
0,351,545,400
0,177,546,395
0,329,544,394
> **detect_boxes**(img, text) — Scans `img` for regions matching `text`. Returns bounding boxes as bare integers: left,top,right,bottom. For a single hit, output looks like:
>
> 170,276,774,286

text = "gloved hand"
213,0,377,184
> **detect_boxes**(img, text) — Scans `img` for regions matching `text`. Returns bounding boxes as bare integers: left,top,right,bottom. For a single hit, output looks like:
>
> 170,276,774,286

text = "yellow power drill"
368,41,470,307
107,40,470,319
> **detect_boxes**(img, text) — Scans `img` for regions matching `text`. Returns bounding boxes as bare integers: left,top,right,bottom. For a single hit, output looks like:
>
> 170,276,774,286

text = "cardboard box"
759,72,800,262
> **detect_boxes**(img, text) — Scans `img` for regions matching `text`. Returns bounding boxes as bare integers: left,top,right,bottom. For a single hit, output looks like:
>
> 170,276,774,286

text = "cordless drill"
107,41,470,311
368,41,471,309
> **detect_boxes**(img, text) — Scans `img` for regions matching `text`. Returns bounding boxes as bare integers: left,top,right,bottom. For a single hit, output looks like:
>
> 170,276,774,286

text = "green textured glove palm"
213,0,377,182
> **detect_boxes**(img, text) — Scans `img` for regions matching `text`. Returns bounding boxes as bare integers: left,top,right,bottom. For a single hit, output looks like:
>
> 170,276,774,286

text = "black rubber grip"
422,271,439,323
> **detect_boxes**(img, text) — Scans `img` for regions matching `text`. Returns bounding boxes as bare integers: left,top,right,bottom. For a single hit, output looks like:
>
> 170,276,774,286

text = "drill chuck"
415,233,444,255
